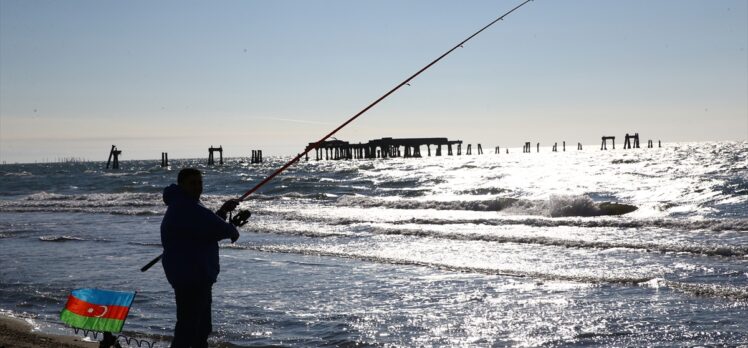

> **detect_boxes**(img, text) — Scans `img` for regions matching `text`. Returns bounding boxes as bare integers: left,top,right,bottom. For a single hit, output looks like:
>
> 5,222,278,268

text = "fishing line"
142,0,533,272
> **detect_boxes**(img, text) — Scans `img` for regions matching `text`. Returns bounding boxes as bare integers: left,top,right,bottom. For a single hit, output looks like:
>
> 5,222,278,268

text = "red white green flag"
60,288,136,333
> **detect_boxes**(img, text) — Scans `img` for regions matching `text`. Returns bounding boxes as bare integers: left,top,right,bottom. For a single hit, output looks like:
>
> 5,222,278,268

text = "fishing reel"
229,209,251,227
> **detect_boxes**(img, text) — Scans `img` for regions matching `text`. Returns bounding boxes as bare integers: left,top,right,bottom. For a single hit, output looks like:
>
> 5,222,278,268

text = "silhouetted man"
161,168,240,348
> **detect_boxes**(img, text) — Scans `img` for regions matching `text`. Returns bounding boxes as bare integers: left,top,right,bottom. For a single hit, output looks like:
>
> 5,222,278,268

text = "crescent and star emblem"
86,305,108,318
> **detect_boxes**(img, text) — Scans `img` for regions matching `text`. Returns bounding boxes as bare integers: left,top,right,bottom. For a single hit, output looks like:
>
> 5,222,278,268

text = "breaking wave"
128,242,162,247
335,195,634,217
335,196,519,212
547,195,600,217
368,227,746,257
0,192,163,216
640,278,748,300
454,187,509,195
249,225,746,257
38,235,86,242
270,210,748,232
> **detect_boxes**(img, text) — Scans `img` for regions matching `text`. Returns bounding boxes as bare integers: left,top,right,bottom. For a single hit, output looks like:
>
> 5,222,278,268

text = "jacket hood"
163,183,195,206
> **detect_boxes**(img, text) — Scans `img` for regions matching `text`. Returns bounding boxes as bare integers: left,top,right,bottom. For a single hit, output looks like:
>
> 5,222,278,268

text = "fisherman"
161,168,241,348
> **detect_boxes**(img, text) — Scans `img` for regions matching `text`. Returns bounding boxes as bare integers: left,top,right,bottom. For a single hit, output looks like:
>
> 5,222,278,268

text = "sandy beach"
0,314,95,348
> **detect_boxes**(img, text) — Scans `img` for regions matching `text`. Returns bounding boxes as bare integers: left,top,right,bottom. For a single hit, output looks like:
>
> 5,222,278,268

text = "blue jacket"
160,184,237,288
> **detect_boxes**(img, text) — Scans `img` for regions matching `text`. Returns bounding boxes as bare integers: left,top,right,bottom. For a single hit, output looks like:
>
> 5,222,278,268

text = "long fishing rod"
141,0,533,272
238,0,532,201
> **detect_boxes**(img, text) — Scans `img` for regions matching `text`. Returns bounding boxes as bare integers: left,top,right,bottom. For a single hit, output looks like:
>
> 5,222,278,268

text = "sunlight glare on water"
0,141,747,346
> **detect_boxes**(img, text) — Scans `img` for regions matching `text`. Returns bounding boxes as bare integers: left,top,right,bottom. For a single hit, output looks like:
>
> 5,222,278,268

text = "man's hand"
216,199,240,220
230,229,240,243
219,199,240,213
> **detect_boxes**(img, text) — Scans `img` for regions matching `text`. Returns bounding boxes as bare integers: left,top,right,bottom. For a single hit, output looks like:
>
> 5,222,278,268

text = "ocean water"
0,141,747,347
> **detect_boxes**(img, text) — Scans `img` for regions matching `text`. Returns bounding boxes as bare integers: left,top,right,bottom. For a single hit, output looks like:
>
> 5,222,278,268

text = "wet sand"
0,314,95,348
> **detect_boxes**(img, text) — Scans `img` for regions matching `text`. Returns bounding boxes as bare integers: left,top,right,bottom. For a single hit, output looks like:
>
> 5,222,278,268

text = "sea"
0,141,747,347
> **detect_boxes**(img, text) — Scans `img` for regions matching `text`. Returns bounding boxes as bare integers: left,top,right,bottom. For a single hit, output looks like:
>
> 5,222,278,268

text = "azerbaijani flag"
60,288,136,333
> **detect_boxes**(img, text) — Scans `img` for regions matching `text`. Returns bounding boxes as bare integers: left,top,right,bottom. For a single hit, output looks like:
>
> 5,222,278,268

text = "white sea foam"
38,235,86,242
547,195,600,217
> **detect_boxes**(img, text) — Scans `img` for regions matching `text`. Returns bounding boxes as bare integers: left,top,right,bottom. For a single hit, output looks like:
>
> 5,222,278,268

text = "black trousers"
171,285,213,348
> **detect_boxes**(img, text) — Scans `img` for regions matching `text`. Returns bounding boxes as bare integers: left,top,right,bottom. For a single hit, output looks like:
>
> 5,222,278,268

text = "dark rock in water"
598,202,638,216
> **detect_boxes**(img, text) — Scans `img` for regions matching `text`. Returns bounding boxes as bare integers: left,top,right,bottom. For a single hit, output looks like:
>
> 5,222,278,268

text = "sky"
1,0,747,163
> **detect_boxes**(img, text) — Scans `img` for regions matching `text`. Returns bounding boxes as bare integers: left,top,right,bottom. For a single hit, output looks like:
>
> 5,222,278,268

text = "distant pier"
307,137,463,161
106,132,663,168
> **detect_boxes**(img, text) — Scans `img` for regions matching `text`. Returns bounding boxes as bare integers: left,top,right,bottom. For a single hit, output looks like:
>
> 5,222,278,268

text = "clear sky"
1,0,746,163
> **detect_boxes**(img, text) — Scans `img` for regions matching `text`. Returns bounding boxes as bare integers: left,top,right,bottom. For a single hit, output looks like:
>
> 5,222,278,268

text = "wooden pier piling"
624,133,641,149
161,152,169,167
106,145,122,169
208,146,223,165
601,136,615,150
251,150,263,163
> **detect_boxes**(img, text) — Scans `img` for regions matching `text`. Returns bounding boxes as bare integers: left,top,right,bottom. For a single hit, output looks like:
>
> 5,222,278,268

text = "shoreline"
0,313,96,348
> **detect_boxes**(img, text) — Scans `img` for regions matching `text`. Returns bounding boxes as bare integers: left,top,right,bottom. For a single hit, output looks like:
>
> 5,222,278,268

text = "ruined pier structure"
208,146,223,165
601,133,660,150
306,137,463,160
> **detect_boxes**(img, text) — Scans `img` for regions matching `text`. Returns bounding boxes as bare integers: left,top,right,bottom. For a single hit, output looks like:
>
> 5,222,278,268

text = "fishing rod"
237,0,532,201
141,0,533,272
